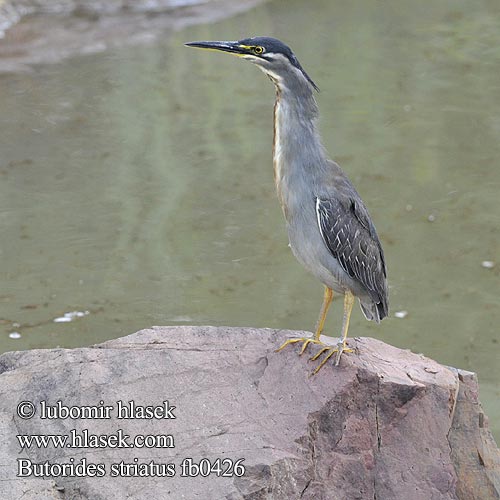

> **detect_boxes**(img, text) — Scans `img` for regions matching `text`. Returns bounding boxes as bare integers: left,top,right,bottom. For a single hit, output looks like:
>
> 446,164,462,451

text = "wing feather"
315,196,388,316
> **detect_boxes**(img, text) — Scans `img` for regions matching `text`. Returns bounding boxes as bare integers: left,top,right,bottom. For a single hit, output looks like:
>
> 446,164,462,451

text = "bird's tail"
359,298,388,323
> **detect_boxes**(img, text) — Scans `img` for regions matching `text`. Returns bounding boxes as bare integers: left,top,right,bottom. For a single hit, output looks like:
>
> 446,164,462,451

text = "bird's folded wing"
315,196,387,302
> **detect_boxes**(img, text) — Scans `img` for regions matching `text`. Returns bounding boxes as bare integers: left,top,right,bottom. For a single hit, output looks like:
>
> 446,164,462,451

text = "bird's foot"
309,340,354,375
275,337,324,356
276,337,354,375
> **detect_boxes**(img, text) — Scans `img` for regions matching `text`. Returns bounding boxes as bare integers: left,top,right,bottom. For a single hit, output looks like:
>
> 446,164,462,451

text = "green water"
1,0,499,440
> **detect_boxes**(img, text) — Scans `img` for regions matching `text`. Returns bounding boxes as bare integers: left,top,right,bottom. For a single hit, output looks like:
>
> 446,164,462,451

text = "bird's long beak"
185,40,250,57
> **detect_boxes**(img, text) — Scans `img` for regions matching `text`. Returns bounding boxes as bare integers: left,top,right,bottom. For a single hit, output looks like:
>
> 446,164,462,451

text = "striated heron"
185,37,388,374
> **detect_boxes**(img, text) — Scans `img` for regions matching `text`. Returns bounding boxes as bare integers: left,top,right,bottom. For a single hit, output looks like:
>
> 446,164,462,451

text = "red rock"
0,326,498,499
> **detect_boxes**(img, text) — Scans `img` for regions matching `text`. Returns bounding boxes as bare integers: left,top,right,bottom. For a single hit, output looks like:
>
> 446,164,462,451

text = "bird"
185,37,388,374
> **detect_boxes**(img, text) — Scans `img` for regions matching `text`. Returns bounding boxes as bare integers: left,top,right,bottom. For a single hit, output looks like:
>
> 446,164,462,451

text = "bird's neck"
272,84,324,214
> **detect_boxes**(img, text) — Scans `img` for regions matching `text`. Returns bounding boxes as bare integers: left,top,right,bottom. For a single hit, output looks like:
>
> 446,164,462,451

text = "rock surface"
0,326,498,499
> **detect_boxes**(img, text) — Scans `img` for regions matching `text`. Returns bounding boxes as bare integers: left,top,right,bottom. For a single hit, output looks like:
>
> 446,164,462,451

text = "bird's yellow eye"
253,46,264,55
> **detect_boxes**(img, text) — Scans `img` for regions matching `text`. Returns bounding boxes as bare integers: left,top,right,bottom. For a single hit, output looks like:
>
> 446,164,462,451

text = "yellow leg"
310,290,355,374
276,286,333,355
314,286,333,340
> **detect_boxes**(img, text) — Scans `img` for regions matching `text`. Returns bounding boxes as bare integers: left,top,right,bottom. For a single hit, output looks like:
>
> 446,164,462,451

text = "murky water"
1,0,499,440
